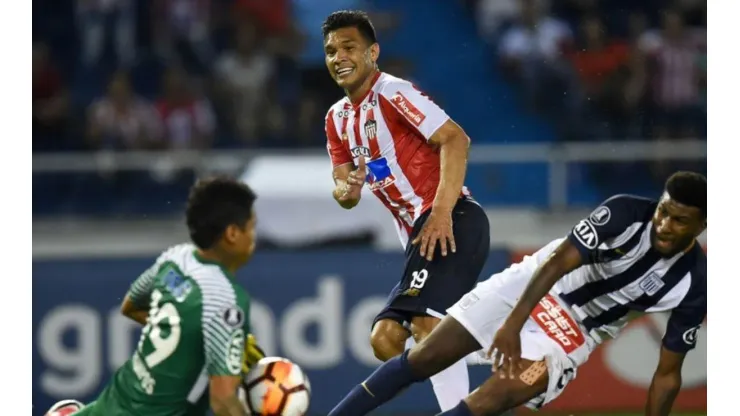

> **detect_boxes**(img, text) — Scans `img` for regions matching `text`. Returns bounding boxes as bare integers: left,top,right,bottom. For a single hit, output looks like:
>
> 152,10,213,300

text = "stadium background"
32,0,707,415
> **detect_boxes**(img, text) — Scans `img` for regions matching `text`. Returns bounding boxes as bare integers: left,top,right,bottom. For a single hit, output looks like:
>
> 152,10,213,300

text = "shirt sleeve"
127,257,166,309
662,262,706,353
325,108,353,168
379,81,450,141
203,298,247,376
566,194,650,260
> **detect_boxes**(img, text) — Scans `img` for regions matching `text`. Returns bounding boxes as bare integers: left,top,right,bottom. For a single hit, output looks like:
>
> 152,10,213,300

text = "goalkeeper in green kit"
45,177,267,416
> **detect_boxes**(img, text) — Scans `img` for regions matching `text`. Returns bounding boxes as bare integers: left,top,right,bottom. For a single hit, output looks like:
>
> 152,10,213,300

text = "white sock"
405,337,470,412
430,358,470,411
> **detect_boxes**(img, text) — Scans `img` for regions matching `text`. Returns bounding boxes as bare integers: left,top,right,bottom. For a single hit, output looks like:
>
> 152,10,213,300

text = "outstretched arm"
645,346,685,416
427,119,470,215
210,375,248,416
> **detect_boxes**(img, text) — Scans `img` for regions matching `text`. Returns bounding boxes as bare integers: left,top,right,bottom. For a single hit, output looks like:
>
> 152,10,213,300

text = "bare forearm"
645,374,681,416
432,135,468,213
125,309,149,325
212,396,248,416
121,295,149,325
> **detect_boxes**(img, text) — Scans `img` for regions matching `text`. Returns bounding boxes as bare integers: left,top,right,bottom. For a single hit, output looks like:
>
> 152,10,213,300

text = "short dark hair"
321,10,377,44
186,176,257,249
665,171,706,218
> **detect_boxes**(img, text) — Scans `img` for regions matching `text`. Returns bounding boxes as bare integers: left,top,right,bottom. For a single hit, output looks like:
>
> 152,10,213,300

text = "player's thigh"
465,358,549,416
444,279,519,354
406,315,483,379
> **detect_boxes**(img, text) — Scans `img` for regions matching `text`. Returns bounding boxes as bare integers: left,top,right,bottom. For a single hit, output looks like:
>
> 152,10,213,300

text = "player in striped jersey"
46,177,263,416
322,10,491,412
328,171,706,416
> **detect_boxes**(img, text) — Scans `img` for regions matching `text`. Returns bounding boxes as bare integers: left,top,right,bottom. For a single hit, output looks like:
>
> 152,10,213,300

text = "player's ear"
369,42,379,64
224,224,241,245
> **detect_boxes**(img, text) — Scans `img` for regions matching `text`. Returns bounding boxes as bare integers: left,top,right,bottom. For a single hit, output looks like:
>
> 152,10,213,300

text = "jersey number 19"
137,289,182,368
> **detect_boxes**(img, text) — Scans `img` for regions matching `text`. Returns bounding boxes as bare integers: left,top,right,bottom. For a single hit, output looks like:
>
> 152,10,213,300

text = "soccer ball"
45,399,84,416
241,357,311,416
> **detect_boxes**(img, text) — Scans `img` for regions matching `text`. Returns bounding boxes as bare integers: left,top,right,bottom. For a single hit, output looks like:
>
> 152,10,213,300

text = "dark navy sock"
327,350,421,416
436,400,474,416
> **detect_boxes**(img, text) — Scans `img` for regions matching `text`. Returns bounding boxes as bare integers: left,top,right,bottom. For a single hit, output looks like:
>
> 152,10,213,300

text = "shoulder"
687,246,707,298
672,245,706,313
190,267,238,311
156,243,195,264
376,73,417,98
594,194,656,222
232,284,251,310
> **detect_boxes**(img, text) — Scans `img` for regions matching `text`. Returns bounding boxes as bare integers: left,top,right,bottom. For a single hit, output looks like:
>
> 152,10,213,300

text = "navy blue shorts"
372,197,491,330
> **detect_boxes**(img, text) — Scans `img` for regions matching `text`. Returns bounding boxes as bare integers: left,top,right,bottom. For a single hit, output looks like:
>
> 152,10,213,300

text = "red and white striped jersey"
325,72,471,248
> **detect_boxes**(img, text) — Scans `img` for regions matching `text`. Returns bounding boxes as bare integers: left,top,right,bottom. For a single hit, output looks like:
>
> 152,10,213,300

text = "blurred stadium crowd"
32,0,706,216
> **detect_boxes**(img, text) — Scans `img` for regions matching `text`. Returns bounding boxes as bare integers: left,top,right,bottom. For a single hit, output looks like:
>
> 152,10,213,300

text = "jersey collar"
192,250,236,279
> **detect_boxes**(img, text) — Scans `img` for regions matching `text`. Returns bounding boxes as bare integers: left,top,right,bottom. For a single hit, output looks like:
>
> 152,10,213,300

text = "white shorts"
446,246,598,409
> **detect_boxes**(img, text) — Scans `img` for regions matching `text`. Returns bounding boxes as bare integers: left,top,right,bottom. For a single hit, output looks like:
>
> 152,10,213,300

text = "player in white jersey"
328,171,707,416
321,10,492,412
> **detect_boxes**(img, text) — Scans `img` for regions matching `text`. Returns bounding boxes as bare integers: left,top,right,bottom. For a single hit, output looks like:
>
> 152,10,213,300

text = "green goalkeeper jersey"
80,243,251,416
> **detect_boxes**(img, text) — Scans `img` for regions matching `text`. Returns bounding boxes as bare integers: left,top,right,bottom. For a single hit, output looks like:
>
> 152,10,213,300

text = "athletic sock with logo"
327,349,422,416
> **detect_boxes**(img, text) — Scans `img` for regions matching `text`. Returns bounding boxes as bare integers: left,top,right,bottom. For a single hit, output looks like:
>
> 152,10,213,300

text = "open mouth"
654,235,673,250
336,67,355,79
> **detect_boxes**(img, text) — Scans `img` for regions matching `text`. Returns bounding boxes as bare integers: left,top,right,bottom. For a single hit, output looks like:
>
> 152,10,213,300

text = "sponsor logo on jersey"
163,269,192,302
350,146,370,158
589,206,611,226
368,175,395,191
222,306,245,329
530,294,585,354
364,119,377,140
390,92,426,127
336,110,350,119
638,272,665,296
573,220,599,249
683,325,700,345
227,329,245,375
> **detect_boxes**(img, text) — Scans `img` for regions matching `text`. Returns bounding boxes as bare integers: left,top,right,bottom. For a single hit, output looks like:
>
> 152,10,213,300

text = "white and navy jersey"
552,194,706,354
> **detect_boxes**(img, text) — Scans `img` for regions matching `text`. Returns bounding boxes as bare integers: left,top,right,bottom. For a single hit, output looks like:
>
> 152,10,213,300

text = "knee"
370,324,406,362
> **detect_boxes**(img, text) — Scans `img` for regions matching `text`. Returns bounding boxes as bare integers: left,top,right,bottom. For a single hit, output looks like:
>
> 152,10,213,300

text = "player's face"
225,213,257,266
324,27,378,91
650,193,706,256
